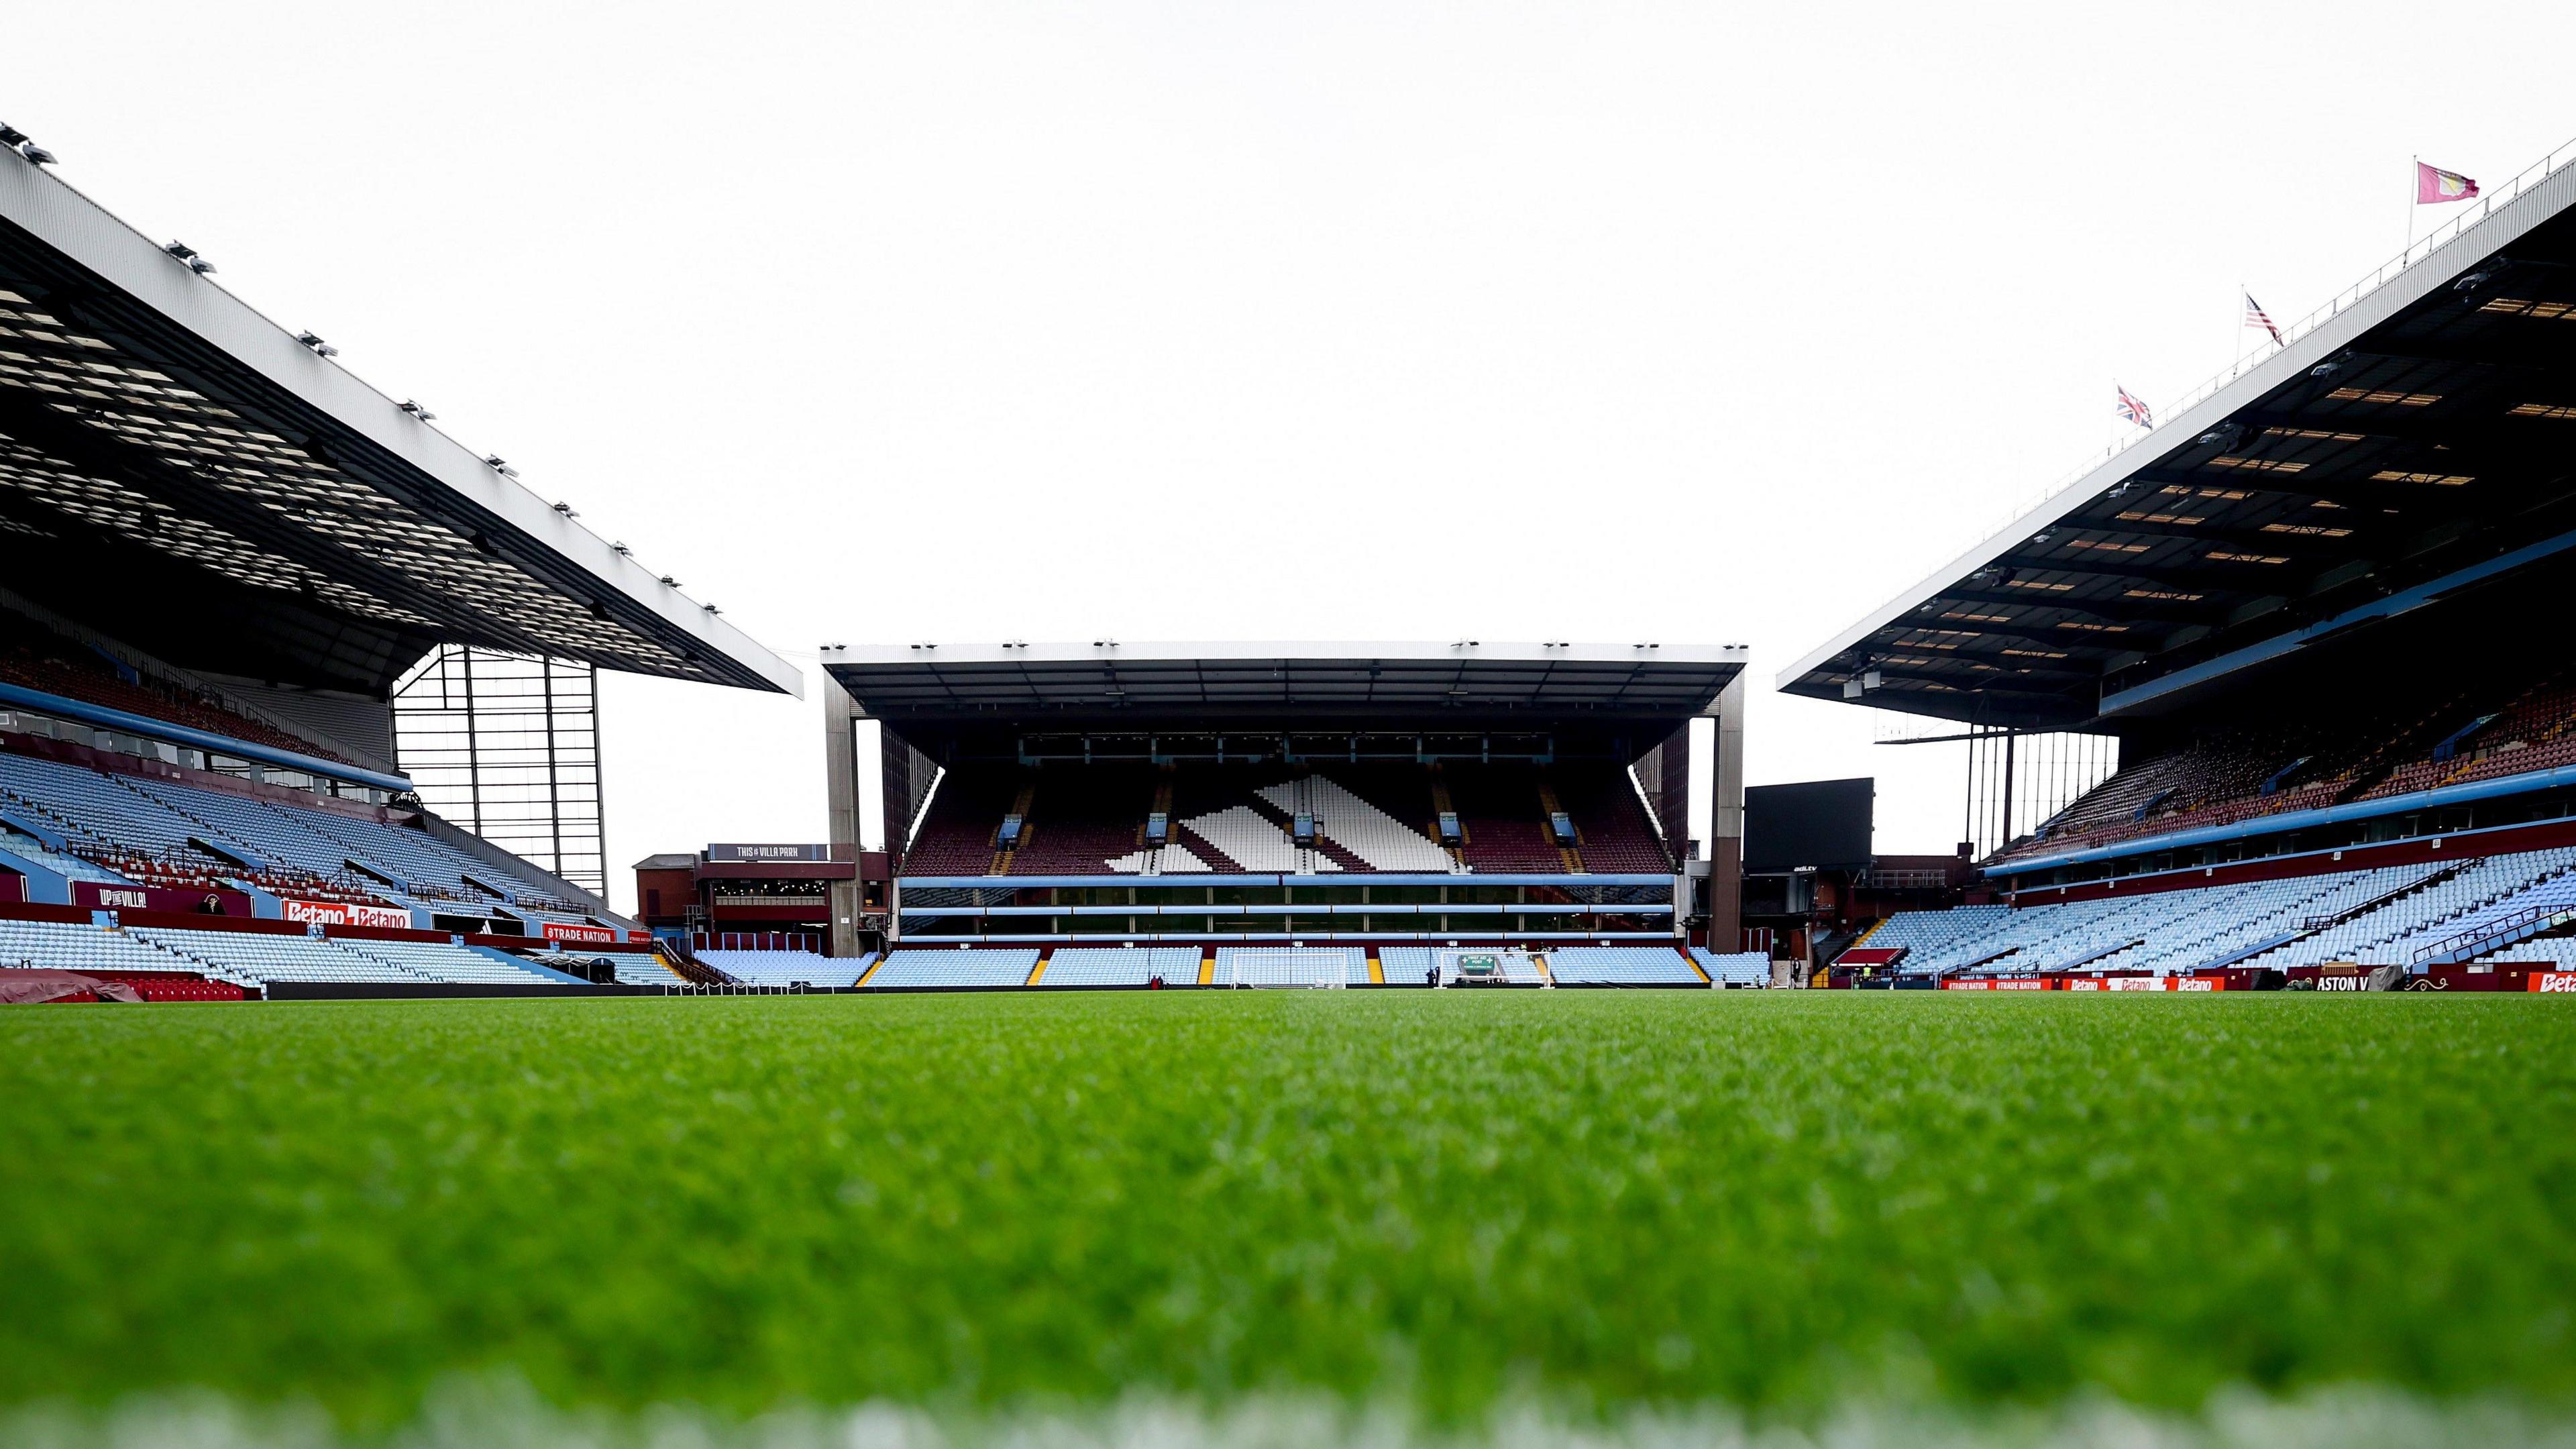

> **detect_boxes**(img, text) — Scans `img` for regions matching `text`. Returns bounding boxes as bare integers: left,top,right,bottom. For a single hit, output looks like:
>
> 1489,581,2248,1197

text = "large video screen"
1744,777,1874,871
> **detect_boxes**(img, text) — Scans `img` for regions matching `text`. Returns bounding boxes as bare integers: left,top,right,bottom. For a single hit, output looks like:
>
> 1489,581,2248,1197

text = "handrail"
1836,131,2576,645
2049,938,2146,973
2302,865,2459,932
1953,946,2025,974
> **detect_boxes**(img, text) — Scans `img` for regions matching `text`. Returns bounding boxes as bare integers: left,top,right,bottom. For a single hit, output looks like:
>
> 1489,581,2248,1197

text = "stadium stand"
69,969,245,1002
0,606,357,765
896,760,1670,880
605,953,687,987
332,938,576,985
0,822,128,883
117,926,584,987
694,949,878,989
1216,946,1366,986
1260,775,1452,871
1690,949,1773,986
2251,849,2576,969
129,928,424,985
0,918,201,975
0,128,798,1002
1547,945,1707,986
1446,766,1567,873
1845,846,2576,981
904,773,1023,877
1004,767,1159,876
824,643,1735,958
1992,670,2576,865
1785,135,2576,953
0,739,628,927
1375,945,1436,985
1870,867,2416,977
868,947,1042,989
2485,937,2576,967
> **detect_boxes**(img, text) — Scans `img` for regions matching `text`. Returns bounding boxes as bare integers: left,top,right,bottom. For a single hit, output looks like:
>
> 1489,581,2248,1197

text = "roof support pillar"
1707,672,1745,953
822,667,865,958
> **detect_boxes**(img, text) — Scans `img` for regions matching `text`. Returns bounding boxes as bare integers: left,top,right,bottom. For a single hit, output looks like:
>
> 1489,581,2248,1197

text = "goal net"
1224,948,1351,989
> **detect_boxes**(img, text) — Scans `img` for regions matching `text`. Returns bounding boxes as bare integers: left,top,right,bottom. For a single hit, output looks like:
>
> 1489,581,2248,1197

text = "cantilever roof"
0,148,798,695
1781,142,2576,729
824,641,1745,722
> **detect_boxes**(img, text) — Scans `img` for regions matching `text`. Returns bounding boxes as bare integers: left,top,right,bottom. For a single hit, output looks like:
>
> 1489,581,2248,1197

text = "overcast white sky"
13,3,2576,910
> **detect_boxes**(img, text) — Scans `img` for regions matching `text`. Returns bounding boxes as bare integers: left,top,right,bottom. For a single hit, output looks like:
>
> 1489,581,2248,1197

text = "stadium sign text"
2532,972,2576,993
282,898,413,930
1953,976,2230,992
708,844,830,863
542,922,619,945
76,881,252,916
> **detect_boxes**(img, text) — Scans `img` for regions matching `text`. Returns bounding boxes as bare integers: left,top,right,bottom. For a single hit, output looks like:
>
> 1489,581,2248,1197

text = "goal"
1223,948,1351,988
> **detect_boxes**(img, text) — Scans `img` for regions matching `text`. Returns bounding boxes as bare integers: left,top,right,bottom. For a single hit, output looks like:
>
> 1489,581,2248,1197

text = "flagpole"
2406,154,2418,257
2233,284,2245,375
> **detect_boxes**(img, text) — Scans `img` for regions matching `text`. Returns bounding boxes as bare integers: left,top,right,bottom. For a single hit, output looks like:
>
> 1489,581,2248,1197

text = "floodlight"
398,400,434,420
17,143,54,166
0,125,24,147
484,455,518,477
551,501,578,517
295,331,338,357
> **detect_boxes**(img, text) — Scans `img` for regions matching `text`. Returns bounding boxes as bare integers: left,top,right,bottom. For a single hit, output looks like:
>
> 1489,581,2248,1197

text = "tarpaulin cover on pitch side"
0,969,142,1004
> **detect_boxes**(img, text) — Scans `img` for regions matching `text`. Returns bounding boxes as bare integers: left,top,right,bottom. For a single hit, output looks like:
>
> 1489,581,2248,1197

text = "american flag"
2243,291,2283,345
2115,384,2153,429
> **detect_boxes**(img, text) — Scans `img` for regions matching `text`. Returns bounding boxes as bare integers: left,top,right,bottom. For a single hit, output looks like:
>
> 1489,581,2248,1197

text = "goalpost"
1223,949,1349,988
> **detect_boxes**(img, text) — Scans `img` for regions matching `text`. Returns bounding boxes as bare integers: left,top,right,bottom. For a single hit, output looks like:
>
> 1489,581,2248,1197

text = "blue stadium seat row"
696,949,879,988
0,744,616,930
869,947,1042,989
1549,945,1706,985
1862,847,2576,977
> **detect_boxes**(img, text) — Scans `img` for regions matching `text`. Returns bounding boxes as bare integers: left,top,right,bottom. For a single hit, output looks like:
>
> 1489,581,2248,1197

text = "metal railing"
1835,131,2576,654
2301,865,2459,932
2411,900,2576,967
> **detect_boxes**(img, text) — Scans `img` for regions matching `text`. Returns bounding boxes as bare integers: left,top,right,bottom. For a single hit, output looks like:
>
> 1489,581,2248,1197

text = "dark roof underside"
828,652,1741,728
1784,172,2576,731
0,195,786,694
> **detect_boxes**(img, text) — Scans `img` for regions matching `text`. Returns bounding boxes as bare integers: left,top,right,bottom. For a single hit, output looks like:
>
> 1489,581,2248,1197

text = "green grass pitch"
3,991,2573,1433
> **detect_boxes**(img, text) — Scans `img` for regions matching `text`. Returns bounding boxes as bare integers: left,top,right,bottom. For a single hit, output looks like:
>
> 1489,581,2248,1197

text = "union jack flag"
2243,291,2282,345
2115,384,2153,429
